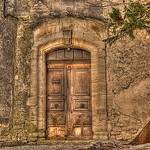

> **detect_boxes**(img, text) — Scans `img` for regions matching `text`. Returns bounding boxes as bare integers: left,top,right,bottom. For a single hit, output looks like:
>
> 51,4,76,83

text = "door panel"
74,69,90,95
72,114,92,125
46,126,66,140
47,113,66,125
46,64,66,139
47,69,64,95
68,64,92,139
73,99,90,111
46,62,92,140
47,100,64,111
46,49,91,60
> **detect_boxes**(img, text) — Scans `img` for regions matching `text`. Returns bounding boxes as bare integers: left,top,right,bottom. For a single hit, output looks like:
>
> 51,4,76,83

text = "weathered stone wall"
0,1,17,141
12,24,34,141
10,0,107,141
0,0,150,143
36,0,103,20
0,1,3,20
107,30,150,141
103,0,150,142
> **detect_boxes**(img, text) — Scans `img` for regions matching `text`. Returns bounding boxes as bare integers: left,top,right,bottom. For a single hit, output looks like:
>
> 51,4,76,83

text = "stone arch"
27,17,108,140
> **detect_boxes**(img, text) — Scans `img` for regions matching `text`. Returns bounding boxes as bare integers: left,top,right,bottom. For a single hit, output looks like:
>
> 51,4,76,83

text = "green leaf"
103,0,150,45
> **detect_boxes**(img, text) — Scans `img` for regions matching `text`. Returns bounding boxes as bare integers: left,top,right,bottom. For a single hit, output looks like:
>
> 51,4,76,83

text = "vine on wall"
103,1,150,45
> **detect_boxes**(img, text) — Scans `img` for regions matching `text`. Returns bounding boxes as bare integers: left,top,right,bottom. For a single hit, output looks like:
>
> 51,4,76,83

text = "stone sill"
0,140,116,148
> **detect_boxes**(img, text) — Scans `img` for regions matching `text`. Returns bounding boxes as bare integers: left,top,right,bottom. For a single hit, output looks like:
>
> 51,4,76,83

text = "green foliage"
103,0,150,45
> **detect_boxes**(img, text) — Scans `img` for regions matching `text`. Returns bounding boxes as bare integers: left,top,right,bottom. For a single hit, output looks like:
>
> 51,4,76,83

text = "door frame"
30,42,108,140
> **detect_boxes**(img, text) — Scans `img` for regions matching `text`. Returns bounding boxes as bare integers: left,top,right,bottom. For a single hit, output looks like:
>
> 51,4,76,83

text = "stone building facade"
0,0,150,143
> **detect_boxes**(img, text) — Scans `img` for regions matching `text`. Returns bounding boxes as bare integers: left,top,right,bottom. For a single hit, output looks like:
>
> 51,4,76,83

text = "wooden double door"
46,61,92,140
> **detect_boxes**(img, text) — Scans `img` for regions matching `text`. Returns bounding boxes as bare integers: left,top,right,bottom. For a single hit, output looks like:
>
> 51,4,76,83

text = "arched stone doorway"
46,49,92,139
28,18,108,140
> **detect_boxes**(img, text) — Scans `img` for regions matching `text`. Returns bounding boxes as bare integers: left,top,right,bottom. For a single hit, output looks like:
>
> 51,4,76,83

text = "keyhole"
80,103,85,108
54,104,59,109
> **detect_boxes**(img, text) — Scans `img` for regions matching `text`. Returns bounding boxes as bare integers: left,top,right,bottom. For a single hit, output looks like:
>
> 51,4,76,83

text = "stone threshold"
0,140,116,148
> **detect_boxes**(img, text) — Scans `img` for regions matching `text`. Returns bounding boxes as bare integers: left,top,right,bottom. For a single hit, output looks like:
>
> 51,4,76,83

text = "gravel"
0,145,83,150
0,143,150,150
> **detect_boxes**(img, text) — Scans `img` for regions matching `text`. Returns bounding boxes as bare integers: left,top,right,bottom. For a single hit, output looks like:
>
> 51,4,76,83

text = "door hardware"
52,80,60,83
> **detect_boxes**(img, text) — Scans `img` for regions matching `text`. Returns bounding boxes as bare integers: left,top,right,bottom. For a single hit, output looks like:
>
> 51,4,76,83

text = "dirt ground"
0,143,150,150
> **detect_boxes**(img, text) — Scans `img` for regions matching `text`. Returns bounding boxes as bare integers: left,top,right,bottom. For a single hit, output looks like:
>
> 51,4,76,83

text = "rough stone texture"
12,24,34,141
0,0,150,144
32,0,104,20
107,30,150,141
1,141,150,150
0,1,3,20
0,3,17,141
5,0,16,16
0,0,18,142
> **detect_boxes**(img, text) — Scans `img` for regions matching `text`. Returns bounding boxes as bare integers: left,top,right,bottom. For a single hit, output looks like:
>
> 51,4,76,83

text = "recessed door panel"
47,69,64,95
46,126,66,140
74,69,90,95
73,100,90,111
47,100,65,111
72,114,92,125
47,113,66,125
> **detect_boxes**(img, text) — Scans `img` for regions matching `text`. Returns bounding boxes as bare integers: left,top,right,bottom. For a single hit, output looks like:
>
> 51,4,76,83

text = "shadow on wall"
130,121,150,145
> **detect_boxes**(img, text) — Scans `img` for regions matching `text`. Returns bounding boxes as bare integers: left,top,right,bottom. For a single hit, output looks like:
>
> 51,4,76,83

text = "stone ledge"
0,140,118,148
0,140,93,148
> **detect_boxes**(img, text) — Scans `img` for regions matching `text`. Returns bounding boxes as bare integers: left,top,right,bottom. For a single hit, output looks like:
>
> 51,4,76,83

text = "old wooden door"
46,49,92,140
